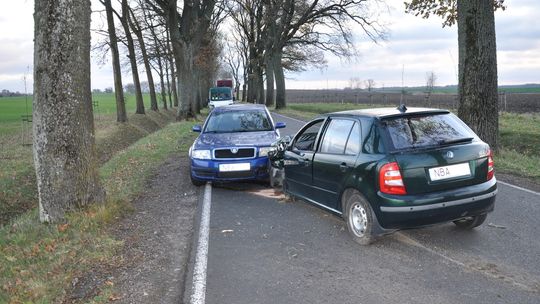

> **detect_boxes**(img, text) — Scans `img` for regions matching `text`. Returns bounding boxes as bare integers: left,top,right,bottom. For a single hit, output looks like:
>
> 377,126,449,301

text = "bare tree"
223,39,242,101
349,77,362,90
154,0,218,119
364,79,376,92
142,5,170,109
405,0,505,150
252,0,387,109
34,0,104,222
101,0,128,122
364,78,376,104
165,29,179,107
119,0,145,114
227,0,266,104
128,1,159,111
425,71,437,105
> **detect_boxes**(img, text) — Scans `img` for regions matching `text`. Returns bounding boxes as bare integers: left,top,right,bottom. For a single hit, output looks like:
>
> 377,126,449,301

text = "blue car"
189,104,286,186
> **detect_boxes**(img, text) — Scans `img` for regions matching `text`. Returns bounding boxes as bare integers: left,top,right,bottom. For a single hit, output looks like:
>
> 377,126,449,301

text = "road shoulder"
69,155,199,303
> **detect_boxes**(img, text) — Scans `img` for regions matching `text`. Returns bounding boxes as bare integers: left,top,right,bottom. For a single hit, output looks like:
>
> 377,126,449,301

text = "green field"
0,93,170,140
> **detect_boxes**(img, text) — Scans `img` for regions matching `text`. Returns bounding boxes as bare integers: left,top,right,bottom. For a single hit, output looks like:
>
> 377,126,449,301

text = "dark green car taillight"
379,162,407,195
487,149,495,181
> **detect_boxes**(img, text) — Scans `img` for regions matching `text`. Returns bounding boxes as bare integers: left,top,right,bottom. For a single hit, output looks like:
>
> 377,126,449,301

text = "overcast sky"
0,0,539,92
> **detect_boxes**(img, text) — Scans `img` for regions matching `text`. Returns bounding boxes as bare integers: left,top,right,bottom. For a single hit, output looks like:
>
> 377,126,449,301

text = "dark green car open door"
283,119,324,199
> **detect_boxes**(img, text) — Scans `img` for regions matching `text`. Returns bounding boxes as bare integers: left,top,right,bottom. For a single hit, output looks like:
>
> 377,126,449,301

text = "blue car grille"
214,147,255,159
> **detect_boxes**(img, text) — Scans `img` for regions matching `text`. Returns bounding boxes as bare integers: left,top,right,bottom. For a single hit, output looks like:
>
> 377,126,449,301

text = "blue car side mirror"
192,125,202,132
275,122,286,129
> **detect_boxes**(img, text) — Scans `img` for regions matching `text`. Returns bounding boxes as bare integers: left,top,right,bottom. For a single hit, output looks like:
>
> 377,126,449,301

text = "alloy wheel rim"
351,203,367,236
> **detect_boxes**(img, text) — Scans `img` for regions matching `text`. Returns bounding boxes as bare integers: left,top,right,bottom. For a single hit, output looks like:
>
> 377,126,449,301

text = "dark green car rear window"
381,113,475,151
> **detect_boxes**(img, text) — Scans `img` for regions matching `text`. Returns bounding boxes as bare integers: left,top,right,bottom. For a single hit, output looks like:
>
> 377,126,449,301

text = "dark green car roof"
322,107,450,120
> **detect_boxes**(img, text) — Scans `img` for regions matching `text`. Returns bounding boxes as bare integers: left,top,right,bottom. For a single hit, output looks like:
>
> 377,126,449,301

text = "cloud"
0,39,33,74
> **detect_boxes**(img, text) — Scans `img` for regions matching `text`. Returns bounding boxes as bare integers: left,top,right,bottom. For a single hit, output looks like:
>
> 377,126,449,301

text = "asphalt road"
188,113,540,304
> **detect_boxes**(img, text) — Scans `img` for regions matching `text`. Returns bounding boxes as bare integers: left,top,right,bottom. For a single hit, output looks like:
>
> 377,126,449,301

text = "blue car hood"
195,131,278,149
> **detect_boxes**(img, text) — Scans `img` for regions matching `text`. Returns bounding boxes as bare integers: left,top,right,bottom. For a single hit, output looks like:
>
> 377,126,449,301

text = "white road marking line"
271,112,306,123
498,180,540,197
190,183,212,304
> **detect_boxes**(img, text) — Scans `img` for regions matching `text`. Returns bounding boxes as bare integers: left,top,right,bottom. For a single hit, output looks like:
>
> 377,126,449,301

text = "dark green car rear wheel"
343,190,374,245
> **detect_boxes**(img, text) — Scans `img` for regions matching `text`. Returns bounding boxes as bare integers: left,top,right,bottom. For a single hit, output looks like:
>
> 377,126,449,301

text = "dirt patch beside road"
110,156,198,303
69,155,199,303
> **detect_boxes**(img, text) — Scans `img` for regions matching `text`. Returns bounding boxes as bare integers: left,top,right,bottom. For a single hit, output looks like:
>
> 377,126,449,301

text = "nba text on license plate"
429,163,471,181
219,163,250,172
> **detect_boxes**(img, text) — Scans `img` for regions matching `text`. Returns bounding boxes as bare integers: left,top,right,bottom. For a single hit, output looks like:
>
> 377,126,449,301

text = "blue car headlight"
192,149,212,160
258,146,275,157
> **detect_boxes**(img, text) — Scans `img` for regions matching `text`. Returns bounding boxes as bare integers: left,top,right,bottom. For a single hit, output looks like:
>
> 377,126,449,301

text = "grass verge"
0,109,178,226
0,117,201,302
276,103,540,183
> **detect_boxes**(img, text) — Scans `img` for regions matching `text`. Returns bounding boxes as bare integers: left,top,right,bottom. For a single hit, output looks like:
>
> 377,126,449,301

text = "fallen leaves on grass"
58,223,69,233
108,294,122,301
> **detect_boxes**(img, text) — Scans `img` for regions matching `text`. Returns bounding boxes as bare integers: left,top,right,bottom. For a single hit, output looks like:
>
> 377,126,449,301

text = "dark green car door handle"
339,163,349,172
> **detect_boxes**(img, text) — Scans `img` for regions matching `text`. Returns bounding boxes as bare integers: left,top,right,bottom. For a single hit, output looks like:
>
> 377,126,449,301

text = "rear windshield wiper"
438,137,474,145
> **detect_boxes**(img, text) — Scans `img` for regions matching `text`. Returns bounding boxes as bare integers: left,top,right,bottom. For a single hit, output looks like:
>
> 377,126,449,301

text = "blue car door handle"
339,162,349,172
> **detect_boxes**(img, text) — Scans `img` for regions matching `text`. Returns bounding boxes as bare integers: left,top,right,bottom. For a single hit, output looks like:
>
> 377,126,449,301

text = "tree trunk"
151,23,167,110
33,0,104,223
164,57,171,110
274,51,286,109
264,50,275,107
129,9,158,111
169,50,179,107
256,67,265,104
157,54,168,110
242,83,246,102
121,0,144,114
193,72,201,114
103,0,127,122
247,72,255,103
457,0,499,150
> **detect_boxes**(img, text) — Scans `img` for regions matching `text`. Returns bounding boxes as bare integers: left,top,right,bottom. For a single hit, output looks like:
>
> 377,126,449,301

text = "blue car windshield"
204,110,273,133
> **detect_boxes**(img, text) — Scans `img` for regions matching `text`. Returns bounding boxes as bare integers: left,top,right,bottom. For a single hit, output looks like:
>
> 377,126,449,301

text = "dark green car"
271,106,497,245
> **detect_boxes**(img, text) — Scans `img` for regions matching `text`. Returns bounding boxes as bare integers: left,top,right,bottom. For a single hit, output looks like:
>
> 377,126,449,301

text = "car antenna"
397,104,407,113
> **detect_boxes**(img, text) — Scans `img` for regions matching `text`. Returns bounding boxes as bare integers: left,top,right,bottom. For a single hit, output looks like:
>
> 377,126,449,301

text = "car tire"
190,174,205,187
343,190,375,245
453,214,487,229
269,166,283,188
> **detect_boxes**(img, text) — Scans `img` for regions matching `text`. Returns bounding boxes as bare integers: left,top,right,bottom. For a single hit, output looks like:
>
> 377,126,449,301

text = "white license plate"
429,163,471,181
219,163,251,172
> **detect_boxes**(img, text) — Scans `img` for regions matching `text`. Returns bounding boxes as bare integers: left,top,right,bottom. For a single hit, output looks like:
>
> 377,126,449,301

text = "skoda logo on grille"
446,151,454,159
231,148,239,154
